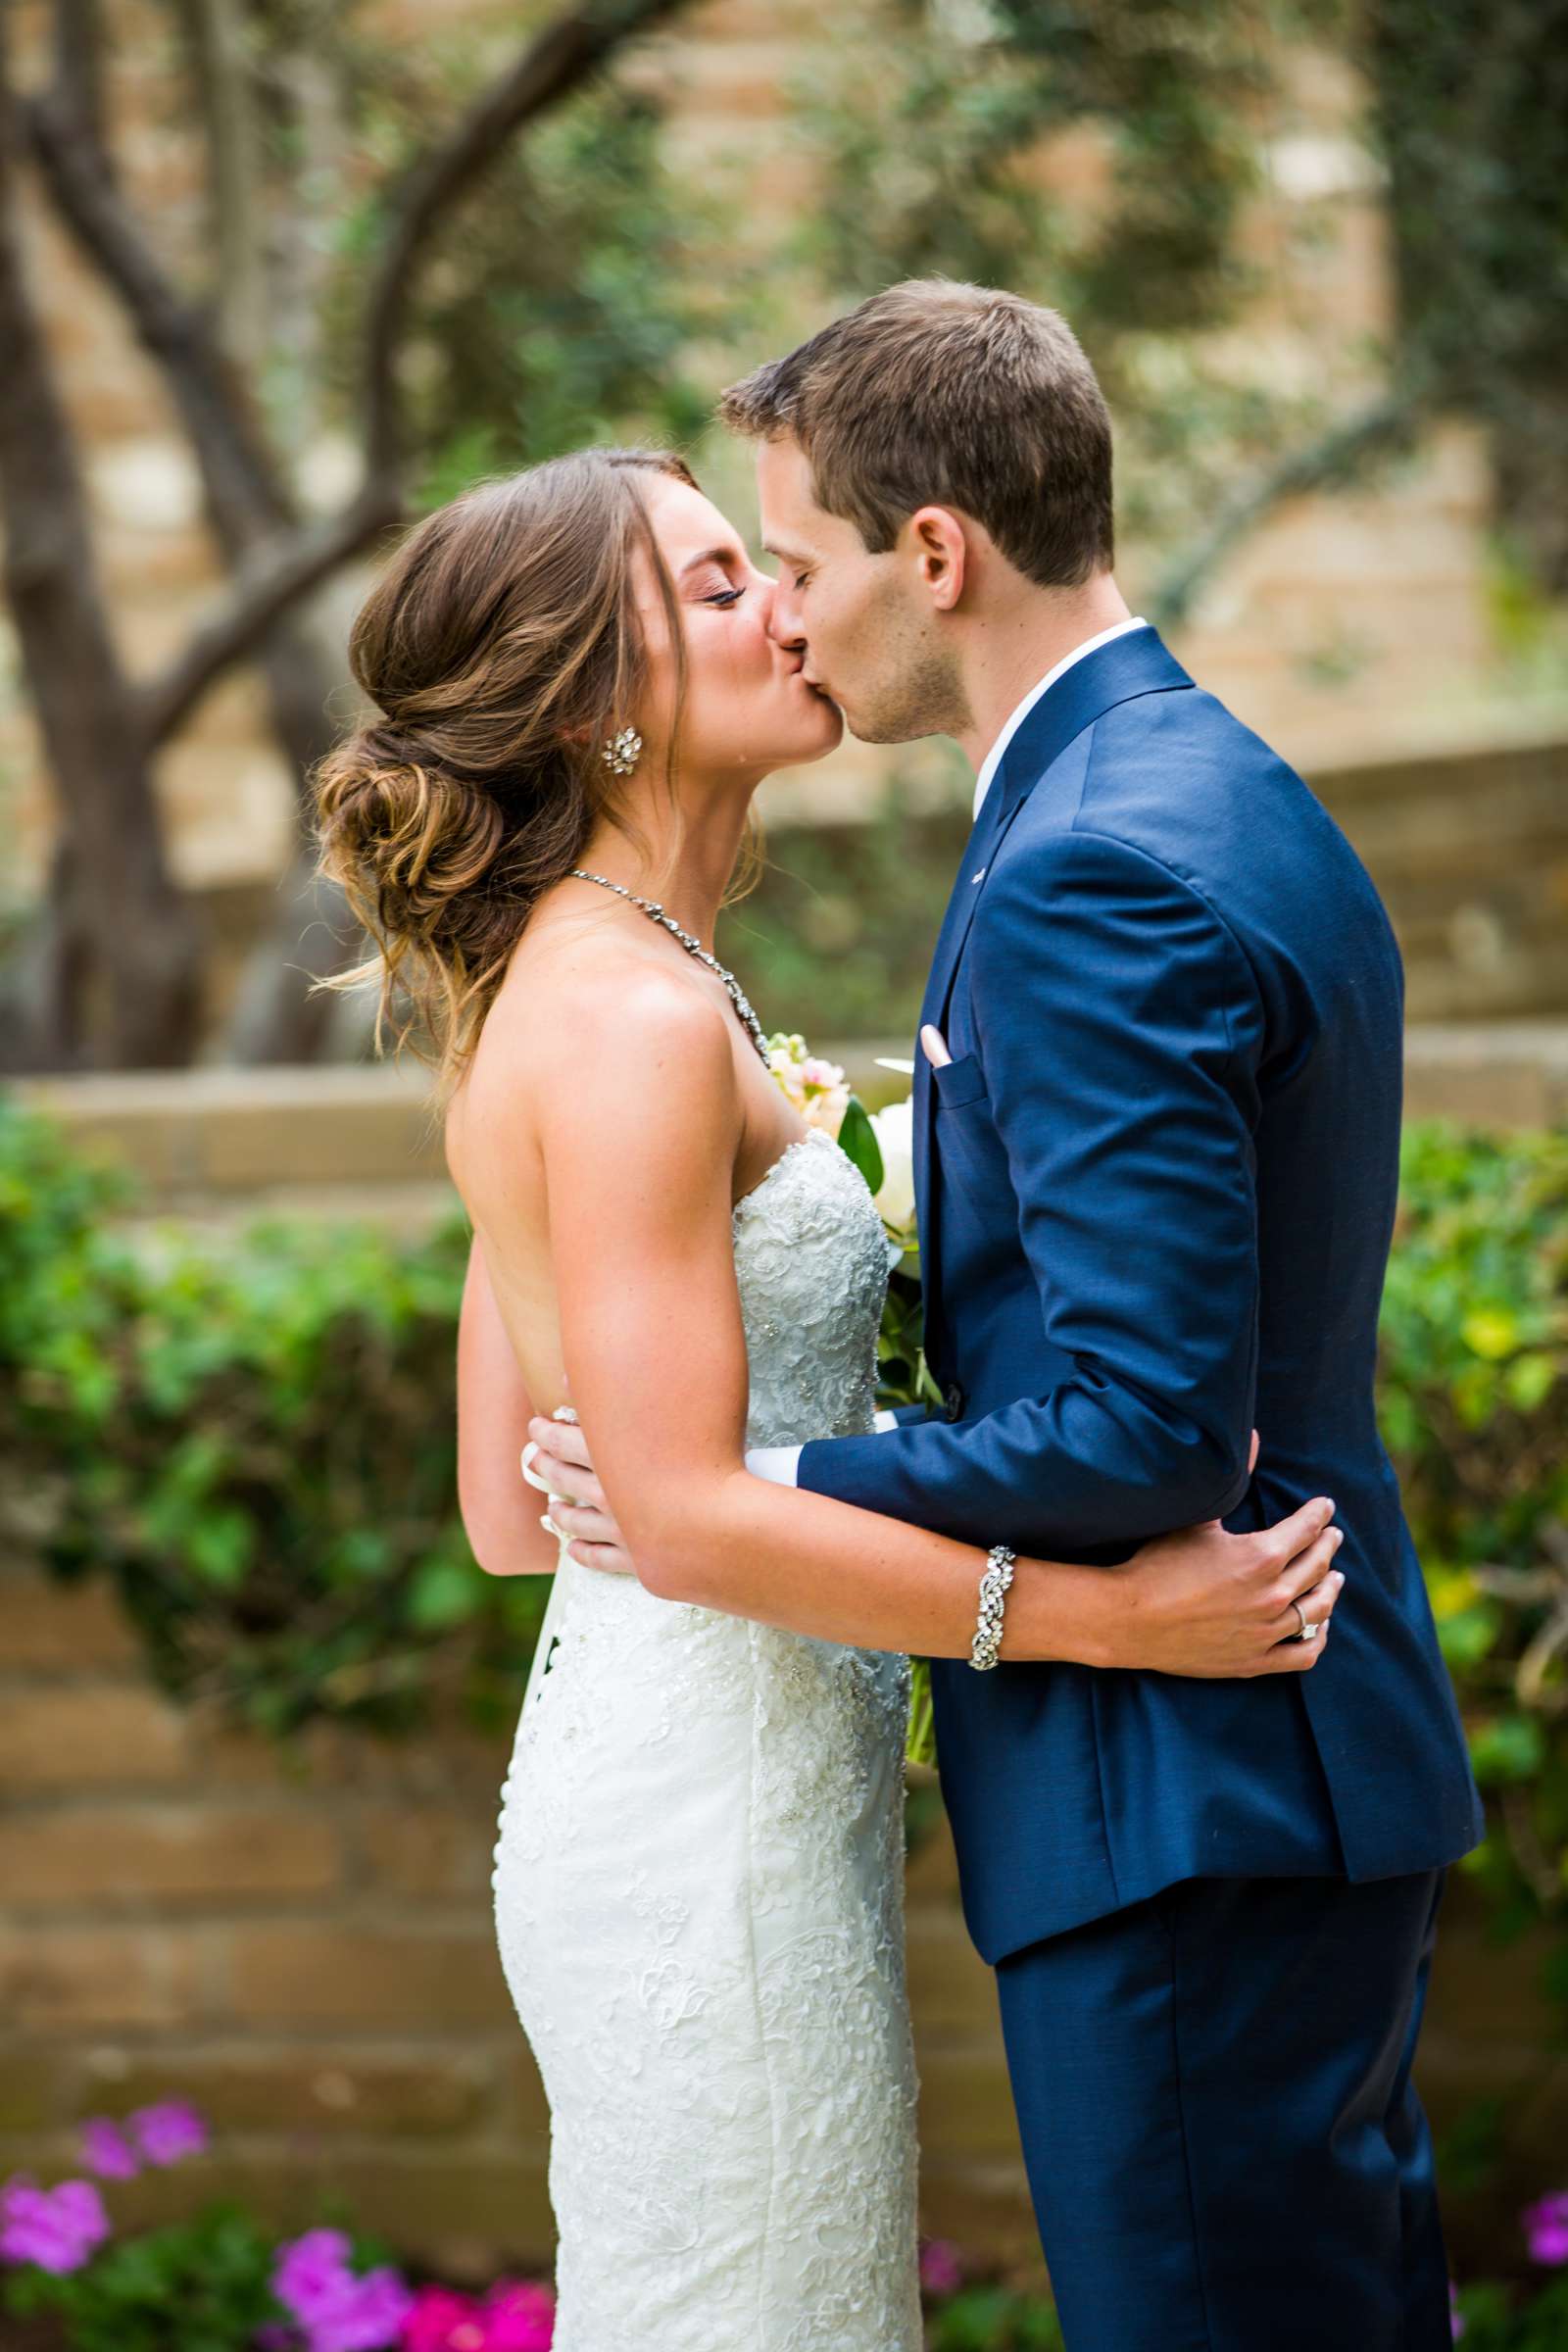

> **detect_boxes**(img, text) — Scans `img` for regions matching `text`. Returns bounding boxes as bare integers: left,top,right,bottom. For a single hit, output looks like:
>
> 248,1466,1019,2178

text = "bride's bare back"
445,890,805,1421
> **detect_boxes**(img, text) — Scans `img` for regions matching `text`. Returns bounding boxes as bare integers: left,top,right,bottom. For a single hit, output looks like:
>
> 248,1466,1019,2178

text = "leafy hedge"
2,1092,1565,1965
0,1094,543,1743
1379,1124,1568,1963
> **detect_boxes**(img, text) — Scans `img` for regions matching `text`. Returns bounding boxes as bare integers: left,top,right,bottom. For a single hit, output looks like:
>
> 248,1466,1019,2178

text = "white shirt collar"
971,615,1151,823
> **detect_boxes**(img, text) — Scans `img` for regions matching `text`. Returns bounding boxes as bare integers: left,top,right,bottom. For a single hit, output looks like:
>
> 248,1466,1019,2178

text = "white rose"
868,1095,916,1234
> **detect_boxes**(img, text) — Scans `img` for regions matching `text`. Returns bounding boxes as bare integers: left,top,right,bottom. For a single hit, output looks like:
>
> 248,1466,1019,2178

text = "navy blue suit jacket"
797,626,1484,1964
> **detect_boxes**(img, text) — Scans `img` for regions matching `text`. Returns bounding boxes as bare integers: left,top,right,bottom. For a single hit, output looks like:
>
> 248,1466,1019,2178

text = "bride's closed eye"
706,586,746,608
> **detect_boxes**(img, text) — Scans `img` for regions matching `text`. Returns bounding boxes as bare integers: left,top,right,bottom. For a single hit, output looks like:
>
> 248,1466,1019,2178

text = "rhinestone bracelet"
969,1544,1017,1671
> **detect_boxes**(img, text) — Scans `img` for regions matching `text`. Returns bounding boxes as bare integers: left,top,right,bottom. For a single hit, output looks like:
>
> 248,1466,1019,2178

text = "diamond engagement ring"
1291,1600,1320,1642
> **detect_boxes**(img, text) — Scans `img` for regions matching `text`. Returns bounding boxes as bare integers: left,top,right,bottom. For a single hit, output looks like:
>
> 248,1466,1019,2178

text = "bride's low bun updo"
311,446,700,1098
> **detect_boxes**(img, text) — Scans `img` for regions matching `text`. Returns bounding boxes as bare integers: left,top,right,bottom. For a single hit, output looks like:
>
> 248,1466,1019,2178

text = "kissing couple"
314,277,1484,2351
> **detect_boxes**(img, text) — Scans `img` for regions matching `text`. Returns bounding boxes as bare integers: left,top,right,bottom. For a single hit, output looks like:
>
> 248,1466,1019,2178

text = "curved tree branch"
133,487,402,750
24,79,291,537
361,0,688,477
30,0,689,750
1147,385,1430,632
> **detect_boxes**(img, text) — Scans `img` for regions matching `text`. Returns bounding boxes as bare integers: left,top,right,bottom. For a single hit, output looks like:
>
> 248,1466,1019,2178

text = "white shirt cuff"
745,1411,897,1488
745,1444,805,1486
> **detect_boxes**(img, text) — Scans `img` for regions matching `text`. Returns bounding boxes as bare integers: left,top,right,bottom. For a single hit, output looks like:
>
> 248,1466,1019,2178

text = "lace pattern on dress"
490,1126,920,2350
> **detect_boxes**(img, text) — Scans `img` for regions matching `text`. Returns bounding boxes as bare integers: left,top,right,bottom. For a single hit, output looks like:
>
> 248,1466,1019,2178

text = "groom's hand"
523,1414,637,1576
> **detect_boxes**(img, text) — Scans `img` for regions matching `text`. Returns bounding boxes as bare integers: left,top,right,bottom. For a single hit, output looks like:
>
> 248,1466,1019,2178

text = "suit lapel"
919,628,1194,1043
911,626,1195,1363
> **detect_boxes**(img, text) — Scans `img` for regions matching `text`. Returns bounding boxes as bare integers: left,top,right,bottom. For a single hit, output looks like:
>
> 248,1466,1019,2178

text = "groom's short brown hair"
719,279,1114,588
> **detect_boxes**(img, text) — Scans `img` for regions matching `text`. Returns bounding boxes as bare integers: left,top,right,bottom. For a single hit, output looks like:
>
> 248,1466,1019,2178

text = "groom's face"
755,436,966,746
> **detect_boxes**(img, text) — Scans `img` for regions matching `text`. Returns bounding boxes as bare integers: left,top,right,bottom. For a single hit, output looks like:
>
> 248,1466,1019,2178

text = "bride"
311,446,1346,2351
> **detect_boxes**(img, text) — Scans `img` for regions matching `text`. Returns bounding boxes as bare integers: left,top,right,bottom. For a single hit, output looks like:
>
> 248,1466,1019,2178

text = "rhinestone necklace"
568,868,770,1065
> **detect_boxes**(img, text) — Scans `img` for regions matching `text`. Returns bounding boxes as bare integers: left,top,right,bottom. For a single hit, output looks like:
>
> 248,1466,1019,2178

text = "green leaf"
1468,1714,1546,1786
408,1557,483,1632
835,1095,885,1197
1505,1350,1558,1412
1462,1305,1520,1360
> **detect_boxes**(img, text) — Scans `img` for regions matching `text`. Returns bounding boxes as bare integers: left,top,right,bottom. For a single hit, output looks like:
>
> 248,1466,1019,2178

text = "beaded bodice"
730,1126,892,1449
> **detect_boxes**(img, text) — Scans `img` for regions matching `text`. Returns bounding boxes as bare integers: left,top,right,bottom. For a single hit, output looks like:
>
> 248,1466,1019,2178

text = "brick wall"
0,0,1539,911
0,1548,1037,2281
2,1545,1559,2285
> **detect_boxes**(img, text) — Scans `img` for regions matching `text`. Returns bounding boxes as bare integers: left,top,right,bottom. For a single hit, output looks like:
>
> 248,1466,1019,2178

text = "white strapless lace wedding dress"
490,1127,922,2351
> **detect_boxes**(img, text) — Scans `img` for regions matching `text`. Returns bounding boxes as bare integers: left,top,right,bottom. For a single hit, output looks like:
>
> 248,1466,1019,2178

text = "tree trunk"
0,53,202,1071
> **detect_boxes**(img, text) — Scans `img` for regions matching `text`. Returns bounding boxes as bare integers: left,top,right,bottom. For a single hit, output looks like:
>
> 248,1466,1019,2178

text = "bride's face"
632,474,844,782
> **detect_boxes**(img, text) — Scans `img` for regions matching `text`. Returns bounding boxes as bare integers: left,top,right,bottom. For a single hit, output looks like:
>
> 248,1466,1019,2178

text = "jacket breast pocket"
932,1052,989,1112
932,1052,1007,1202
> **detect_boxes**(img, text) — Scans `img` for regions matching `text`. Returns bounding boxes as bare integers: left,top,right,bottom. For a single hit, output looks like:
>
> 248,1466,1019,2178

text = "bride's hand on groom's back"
1102,1460,1345,1677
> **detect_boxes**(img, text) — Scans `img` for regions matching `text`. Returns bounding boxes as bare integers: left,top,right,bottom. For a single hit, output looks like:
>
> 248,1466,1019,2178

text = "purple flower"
126,2100,208,2166
1448,2278,1465,2340
275,2229,358,2322
0,2176,111,2275
311,2270,414,2352
271,2229,413,2352
918,2237,964,2297
78,2117,142,2180
1523,2190,1568,2266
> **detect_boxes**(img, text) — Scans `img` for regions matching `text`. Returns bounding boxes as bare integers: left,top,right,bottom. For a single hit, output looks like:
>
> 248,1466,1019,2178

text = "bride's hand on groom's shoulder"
1100,1478,1346,1679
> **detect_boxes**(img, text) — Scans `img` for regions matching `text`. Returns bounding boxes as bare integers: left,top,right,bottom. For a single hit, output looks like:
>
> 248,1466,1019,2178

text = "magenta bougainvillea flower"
402,2279,555,2351
1523,2190,1568,2266
77,2118,143,2180
126,2100,209,2166
918,2236,964,2297
476,2280,555,2351
402,2286,488,2351
0,2176,112,2275
270,2226,414,2352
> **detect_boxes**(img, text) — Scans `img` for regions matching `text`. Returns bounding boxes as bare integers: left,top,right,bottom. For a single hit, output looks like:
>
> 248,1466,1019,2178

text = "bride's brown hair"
312,447,754,1101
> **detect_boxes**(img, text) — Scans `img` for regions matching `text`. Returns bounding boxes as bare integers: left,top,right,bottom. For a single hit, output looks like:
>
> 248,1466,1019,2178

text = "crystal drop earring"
601,726,643,777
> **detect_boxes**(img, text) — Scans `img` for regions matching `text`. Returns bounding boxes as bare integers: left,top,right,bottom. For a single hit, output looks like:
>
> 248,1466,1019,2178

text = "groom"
539,281,1485,2348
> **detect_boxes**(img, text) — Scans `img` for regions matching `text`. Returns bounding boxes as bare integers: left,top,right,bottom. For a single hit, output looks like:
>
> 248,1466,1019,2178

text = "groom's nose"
767,578,806,652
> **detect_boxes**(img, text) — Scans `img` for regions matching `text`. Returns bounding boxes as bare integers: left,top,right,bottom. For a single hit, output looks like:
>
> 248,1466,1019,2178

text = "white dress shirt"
744,615,1150,1489
969,614,1150,825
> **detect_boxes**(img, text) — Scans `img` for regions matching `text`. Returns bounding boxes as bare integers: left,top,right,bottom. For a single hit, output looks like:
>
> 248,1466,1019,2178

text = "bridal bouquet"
764,1033,941,1769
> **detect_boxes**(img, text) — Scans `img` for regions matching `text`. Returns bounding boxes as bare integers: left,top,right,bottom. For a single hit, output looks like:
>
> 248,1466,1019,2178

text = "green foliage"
1,2199,287,2352
332,37,748,498
835,1095,887,1197
1365,0,1568,595
790,0,1336,564
877,1260,943,1416
1451,2274,1568,2352
1378,1123,1568,1949
927,2278,1067,2350
6,1087,1568,1976
0,1095,547,1743
721,782,975,1044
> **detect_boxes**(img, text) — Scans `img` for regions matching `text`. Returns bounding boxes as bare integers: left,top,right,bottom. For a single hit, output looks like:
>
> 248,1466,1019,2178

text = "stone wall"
0,1548,1037,2279
1312,721,1568,1022
7,1048,1567,2279
1,1547,1556,2285
1,0,1544,913
14,1015,1568,1244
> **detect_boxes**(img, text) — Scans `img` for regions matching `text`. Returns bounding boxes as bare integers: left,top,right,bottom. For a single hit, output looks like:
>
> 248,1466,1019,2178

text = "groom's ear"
905,506,968,612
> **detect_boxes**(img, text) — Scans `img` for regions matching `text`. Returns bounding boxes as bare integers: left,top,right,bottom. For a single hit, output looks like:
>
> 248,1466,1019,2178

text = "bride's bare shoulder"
463,926,738,1142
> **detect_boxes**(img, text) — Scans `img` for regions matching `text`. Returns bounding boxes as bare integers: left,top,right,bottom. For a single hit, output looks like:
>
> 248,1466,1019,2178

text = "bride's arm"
457,1235,559,1576
510,980,1341,1673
